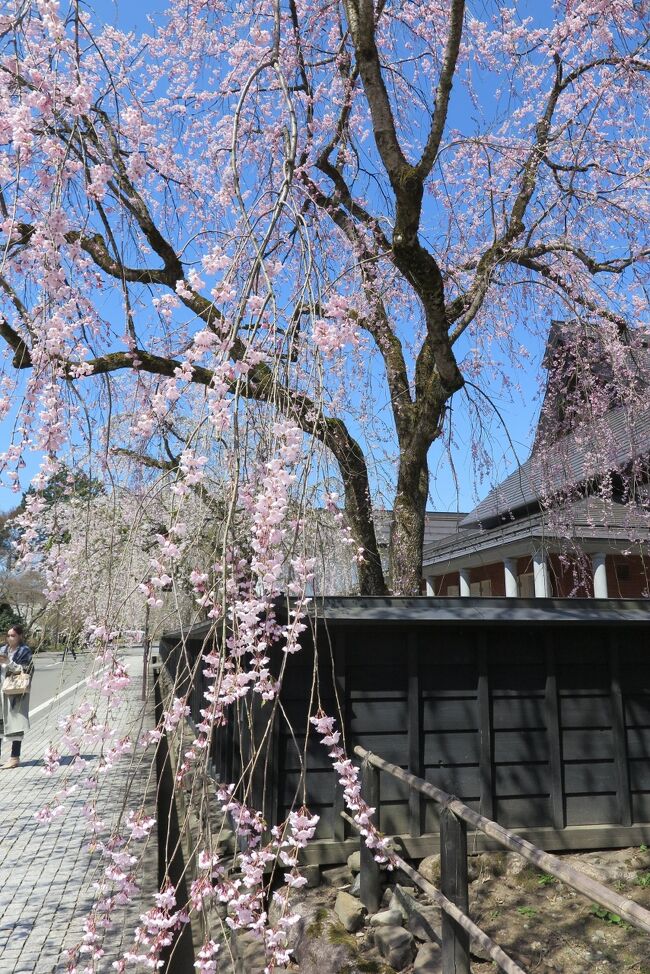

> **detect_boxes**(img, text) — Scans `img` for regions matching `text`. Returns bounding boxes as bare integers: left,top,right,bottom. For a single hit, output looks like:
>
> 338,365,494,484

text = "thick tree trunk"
390,450,430,596
325,418,388,596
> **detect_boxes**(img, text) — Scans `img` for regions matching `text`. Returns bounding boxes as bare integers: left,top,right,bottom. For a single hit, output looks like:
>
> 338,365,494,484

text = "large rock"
302,864,321,888
369,909,404,928
347,850,361,874
270,890,362,973
232,931,266,973
322,865,353,888
414,942,442,973
335,890,365,932
373,925,416,970
418,854,440,886
389,886,441,943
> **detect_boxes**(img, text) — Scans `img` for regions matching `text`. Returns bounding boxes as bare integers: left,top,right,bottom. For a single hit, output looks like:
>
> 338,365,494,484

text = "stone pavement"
0,656,158,973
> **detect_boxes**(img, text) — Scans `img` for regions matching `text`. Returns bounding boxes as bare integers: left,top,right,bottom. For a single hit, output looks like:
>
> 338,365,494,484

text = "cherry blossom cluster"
311,712,394,866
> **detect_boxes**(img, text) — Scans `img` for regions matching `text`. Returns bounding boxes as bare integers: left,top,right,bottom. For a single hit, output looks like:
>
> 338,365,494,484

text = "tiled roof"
460,403,650,528
423,496,650,567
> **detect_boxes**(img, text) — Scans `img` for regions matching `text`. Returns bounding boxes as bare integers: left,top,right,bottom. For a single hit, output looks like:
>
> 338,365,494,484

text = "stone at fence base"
301,864,321,888
389,886,440,943
414,942,442,973
373,925,416,971
418,854,441,886
369,909,404,928
335,890,365,932
232,931,266,973
322,865,353,888
215,828,235,854
350,873,361,897
347,850,361,874
470,937,493,962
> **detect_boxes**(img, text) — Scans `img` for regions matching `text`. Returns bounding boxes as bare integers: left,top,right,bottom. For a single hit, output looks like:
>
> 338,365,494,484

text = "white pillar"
592,553,608,599
504,558,518,598
459,567,471,597
425,575,435,596
533,551,551,598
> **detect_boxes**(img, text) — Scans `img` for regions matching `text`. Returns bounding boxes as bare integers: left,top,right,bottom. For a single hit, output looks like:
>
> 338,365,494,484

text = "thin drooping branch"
416,0,465,180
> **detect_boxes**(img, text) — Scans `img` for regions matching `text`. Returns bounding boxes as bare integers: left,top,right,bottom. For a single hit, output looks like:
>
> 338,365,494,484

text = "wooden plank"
624,696,650,726
562,729,614,761
545,640,565,830
333,631,347,843
408,634,422,837
421,697,478,731
564,761,616,793
423,732,480,764
565,795,620,826
492,695,546,729
355,745,650,936
424,765,481,798
629,761,650,791
610,637,632,826
440,807,470,974
350,700,409,733
298,821,650,865
493,796,554,829
478,634,494,821
560,695,612,727
493,763,551,796
492,729,549,763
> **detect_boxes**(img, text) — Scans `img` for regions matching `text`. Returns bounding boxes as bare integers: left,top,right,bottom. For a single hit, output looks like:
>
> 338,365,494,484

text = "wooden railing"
353,745,650,974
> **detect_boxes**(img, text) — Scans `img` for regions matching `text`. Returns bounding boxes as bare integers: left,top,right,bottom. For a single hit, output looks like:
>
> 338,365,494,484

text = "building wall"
428,554,650,599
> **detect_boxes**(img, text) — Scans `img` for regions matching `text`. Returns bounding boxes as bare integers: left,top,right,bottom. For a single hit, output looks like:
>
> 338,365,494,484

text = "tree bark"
390,448,430,596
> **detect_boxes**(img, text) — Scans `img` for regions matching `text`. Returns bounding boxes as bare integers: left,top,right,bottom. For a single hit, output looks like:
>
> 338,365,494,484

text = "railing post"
359,759,382,914
440,806,470,974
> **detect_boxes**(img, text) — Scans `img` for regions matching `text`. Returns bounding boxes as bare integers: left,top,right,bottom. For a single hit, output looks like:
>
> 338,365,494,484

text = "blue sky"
0,1,556,514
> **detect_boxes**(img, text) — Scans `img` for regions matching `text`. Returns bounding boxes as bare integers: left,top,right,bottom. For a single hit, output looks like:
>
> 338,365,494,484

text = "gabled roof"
460,402,650,528
372,510,468,545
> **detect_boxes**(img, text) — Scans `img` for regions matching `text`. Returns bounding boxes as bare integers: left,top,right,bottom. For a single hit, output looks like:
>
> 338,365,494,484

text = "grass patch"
306,906,329,939
590,905,629,927
537,873,556,887
515,865,547,891
327,922,358,951
517,906,538,918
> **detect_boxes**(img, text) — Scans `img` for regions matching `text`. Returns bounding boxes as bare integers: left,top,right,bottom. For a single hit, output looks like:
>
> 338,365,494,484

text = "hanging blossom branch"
311,712,394,865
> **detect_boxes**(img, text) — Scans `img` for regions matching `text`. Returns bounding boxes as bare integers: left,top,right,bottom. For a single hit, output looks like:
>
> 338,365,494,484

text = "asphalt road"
29,652,92,714
28,646,146,716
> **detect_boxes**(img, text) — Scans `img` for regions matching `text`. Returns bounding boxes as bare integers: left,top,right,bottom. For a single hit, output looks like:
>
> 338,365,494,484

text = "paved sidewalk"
0,658,158,973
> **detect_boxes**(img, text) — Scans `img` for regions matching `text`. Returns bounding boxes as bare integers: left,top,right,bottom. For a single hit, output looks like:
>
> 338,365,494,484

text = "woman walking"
0,624,33,769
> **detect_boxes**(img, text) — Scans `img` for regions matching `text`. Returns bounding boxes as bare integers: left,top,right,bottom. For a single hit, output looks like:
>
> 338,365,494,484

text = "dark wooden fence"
352,746,650,974
159,597,650,863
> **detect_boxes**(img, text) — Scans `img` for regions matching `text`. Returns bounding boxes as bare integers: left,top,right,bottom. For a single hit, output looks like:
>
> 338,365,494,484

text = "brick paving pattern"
0,656,158,973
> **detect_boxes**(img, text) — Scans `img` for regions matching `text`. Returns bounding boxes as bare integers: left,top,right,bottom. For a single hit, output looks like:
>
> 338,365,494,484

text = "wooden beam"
333,631,347,843
359,760,382,914
408,632,423,837
610,635,632,826
440,807,470,974
477,634,494,821
545,638,565,830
